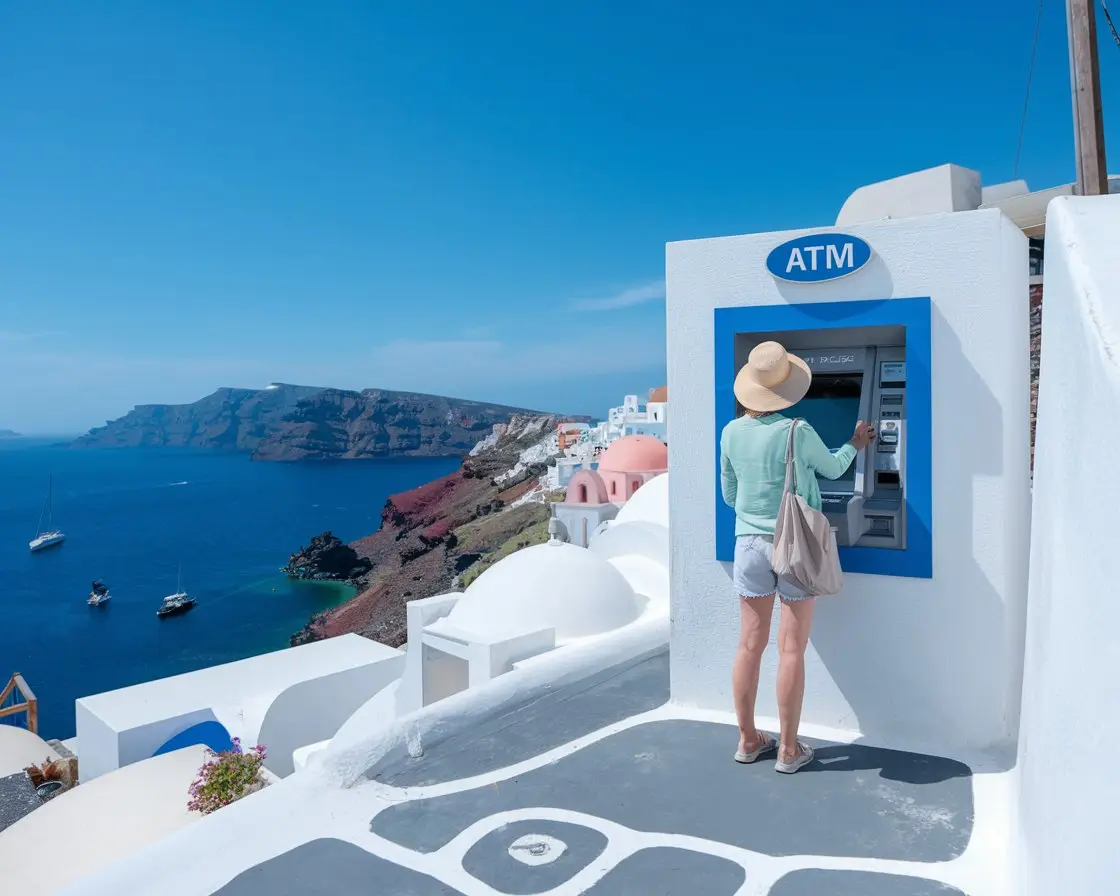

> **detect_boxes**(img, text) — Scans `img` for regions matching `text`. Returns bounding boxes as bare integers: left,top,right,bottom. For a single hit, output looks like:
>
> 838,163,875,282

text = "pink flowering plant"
187,738,268,815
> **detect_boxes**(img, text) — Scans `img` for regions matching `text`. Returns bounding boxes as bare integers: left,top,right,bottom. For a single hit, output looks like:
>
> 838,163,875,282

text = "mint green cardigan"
719,414,857,536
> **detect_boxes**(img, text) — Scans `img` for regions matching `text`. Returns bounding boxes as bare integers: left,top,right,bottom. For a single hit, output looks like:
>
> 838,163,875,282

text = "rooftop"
77,634,400,730
63,649,1007,895
597,435,668,473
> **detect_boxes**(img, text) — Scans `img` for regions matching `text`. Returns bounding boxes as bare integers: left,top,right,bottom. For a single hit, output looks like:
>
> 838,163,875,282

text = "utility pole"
1067,0,1109,194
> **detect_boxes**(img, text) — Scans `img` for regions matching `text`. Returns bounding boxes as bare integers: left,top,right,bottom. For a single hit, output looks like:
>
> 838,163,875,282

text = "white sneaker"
775,741,814,774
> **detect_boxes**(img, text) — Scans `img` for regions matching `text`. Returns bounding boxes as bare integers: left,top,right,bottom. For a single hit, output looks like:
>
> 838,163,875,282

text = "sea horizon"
0,442,458,738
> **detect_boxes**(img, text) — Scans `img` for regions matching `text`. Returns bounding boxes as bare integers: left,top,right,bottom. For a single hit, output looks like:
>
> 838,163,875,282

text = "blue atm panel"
714,298,931,579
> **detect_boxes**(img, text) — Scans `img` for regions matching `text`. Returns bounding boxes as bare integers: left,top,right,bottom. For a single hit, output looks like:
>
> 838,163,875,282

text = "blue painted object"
713,297,932,579
152,719,234,757
765,233,872,283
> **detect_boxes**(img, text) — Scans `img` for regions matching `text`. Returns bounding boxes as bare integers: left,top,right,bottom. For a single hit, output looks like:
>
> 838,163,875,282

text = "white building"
552,434,669,547
589,387,668,445
75,635,404,781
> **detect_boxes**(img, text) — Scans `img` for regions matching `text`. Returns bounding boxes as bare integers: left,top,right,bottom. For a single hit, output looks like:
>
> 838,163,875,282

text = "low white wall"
666,209,1031,753
75,635,402,781
74,702,122,782
257,653,405,777
319,614,669,787
398,593,460,715
1014,195,1120,893
0,745,207,895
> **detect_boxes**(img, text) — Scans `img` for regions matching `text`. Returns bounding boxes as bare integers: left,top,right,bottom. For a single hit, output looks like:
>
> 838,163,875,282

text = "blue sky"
2,1,1118,433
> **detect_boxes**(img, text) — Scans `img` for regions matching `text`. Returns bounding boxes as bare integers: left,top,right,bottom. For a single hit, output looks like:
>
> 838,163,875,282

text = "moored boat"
156,592,195,618
88,581,112,607
29,475,65,553
157,563,195,617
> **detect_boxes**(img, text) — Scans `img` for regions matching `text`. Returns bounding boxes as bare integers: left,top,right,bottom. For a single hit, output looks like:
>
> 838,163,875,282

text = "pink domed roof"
598,435,668,473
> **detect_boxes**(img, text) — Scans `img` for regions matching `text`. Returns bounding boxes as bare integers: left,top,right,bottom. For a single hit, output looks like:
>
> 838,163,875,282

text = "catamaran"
88,580,112,607
157,564,196,618
29,475,65,553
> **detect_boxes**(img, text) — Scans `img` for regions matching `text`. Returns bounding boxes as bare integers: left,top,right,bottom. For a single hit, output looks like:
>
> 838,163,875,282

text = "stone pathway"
0,772,41,834
206,648,980,895
60,648,992,895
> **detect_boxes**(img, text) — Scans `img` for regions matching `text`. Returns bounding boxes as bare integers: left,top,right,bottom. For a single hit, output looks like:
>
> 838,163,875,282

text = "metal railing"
0,673,38,734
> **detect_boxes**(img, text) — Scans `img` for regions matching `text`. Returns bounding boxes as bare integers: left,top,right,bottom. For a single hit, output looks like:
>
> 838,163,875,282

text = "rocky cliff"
283,532,372,582
0,430,22,440
289,414,565,647
72,384,555,461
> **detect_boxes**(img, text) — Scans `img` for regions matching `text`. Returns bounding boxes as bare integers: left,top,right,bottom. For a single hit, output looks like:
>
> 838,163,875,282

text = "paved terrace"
64,649,1013,895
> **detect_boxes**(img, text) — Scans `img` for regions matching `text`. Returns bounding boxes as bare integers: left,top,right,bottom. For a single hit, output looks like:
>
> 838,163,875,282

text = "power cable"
1103,1,1120,49
1015,0,1047,178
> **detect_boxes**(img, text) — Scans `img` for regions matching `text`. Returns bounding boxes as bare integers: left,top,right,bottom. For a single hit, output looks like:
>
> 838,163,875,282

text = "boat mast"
47,475,53,532
34,476,49,536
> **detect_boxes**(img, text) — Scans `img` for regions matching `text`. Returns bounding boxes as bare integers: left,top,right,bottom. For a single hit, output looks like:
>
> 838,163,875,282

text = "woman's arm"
797,423,858,481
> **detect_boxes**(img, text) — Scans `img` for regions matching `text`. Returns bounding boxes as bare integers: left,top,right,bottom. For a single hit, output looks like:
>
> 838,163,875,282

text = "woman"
720,341,875,773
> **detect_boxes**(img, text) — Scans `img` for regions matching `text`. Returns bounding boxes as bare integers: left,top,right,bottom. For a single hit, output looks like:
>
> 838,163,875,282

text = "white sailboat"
157,563,195,617
29,475,65,553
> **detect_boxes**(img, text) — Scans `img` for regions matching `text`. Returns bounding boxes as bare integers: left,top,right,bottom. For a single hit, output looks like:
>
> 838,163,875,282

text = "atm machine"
735,329,907,550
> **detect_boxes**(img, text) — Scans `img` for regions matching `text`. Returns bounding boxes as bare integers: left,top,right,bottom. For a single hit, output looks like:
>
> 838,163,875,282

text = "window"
578,484,588,503
1029,238,1044,278
611,480,617,496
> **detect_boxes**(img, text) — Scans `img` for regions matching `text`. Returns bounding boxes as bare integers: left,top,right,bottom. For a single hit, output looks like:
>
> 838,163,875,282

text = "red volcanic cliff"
290,414,568,647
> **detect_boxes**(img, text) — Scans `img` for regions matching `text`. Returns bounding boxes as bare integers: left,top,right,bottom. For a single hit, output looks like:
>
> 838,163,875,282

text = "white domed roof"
447,541,642,642
614,472,669,528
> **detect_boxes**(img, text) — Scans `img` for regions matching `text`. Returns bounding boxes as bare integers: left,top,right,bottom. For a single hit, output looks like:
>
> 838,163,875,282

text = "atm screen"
796,376,862,482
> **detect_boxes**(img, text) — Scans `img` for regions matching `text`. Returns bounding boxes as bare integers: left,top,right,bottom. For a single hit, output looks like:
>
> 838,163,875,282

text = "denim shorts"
733,534,812,601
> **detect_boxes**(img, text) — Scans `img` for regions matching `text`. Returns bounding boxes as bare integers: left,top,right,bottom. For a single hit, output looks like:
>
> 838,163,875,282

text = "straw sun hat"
733,341,812,413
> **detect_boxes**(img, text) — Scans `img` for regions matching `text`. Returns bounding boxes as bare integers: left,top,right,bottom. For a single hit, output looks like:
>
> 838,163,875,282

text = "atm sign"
766,233,872,283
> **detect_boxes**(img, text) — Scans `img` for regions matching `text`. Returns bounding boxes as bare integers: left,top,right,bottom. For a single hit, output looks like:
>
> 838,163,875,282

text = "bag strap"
783,418,801,495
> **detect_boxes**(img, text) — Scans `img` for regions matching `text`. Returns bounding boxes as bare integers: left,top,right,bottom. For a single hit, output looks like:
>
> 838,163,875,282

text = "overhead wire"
1015,0,1047,179
1103,1,1120,49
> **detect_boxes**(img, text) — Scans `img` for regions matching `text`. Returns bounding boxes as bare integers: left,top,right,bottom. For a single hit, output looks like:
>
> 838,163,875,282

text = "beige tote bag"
772,419,844,596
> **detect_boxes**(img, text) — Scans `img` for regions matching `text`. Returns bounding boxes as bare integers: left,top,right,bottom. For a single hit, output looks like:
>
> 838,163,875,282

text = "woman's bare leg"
733,593,776,752
776,597,816,761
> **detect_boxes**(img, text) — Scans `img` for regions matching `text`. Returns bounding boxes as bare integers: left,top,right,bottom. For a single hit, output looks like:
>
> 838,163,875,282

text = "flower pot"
36,780,64,800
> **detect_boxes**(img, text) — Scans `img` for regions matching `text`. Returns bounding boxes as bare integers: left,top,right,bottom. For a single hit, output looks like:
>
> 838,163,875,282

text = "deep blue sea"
0,441,458,739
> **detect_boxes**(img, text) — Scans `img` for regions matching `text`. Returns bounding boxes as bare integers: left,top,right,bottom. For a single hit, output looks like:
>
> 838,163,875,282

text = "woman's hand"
849,420,877,450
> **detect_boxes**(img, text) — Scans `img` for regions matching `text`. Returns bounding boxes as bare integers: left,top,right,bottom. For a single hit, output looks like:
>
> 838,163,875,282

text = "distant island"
72,383,583,461
0,429,22,440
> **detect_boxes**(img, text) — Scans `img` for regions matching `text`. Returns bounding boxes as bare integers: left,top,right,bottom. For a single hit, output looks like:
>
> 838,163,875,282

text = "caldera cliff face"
73,384,553,461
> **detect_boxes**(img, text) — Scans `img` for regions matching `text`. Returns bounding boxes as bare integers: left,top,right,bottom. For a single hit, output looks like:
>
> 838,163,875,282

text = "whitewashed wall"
1014,195,1120,893
665,209,1031,752
257,653,405,777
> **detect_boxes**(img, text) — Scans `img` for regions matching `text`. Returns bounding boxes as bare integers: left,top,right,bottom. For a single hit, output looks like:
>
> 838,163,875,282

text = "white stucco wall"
76,635,402,780
835,163,981,225
256,653,405,777
665,209,1031,752
74,701,124,782
1014,195,1120,893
